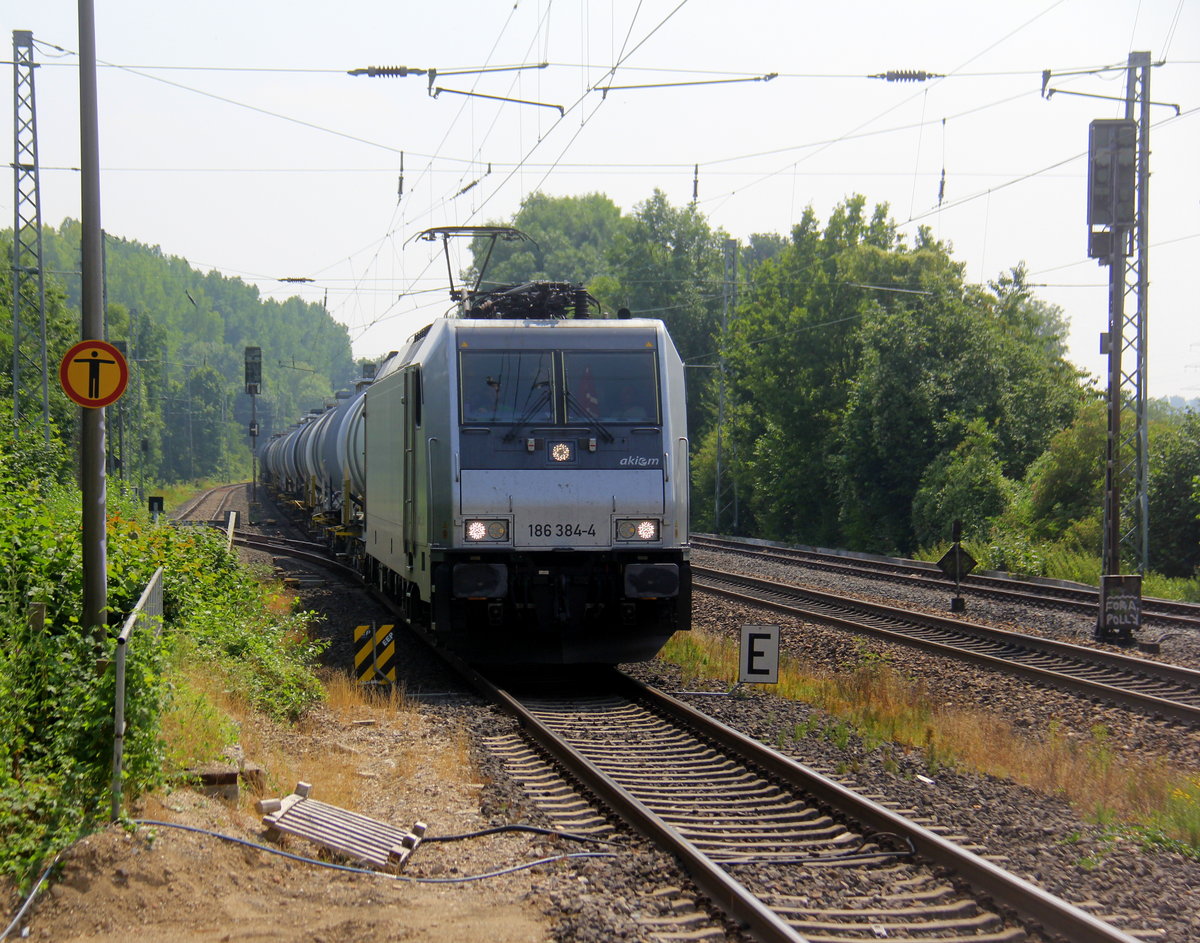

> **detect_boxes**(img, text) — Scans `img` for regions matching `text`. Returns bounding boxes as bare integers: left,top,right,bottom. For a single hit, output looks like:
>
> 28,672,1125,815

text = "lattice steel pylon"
11,30,50,441
1107,51,1151,576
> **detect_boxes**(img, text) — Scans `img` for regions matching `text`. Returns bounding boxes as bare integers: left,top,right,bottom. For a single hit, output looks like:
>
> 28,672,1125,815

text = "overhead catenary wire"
328,0,703,344
702,0,1074,222
27,35,1173,216
20,12,1196,362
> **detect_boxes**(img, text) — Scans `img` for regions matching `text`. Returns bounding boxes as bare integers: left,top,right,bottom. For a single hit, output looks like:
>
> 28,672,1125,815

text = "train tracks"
228,530,362,581
694,566,1200,726
226,513,1156,941
479,668,1143,943
693,534,1200,632
171,481,243,524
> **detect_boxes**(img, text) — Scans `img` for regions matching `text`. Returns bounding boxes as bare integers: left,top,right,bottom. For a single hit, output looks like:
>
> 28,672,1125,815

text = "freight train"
261,272,691,665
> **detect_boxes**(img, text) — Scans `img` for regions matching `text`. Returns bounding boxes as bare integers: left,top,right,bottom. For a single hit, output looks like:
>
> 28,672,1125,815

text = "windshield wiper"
564,390,615,443
502,386,552,442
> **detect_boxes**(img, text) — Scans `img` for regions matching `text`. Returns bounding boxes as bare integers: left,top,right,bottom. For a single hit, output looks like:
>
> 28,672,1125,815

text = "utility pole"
78,0,108,640
11,30,50,442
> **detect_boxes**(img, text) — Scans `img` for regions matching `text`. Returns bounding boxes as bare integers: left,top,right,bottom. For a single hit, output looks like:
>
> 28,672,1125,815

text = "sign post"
60,339,128,641
937,519,976,613
78,0,108,642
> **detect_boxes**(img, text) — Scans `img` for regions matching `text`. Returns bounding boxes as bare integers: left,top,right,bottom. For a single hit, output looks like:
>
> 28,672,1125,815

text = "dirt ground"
8,699,558,943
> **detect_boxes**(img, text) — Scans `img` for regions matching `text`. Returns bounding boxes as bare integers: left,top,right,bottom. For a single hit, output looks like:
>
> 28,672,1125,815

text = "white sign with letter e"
739,624,780,684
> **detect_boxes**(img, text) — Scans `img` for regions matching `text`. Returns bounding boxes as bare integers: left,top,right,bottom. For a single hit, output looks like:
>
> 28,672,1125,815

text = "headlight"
549,441,573,462
465,519,508,541
616,519,659,541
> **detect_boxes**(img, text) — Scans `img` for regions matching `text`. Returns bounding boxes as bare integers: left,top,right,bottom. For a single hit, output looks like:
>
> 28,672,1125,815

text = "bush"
0,425,325,888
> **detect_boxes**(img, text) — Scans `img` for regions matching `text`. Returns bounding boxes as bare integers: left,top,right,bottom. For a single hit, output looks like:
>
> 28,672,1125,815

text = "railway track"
693,534,1200,631
230,520,1200,726
478,668,1143,943
228,516,1155,941
171,481,243,524
694,565,1200,726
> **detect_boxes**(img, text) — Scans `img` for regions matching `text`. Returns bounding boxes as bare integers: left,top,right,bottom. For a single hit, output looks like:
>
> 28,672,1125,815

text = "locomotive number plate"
528,522,597,538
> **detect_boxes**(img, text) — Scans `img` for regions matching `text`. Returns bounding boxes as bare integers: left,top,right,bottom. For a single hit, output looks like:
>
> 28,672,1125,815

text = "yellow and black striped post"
353,623,396,683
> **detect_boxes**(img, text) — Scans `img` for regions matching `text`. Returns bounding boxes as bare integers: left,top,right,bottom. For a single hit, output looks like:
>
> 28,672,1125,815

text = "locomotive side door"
401,365,421,573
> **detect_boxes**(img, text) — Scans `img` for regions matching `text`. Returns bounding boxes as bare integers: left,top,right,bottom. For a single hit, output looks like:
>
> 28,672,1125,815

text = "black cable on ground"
131,819,617,883
1,852,64,942
423,823,624,846
0,819,622,941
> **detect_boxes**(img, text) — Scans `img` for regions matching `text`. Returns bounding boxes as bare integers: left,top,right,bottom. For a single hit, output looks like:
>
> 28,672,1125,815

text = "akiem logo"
619,455,660,467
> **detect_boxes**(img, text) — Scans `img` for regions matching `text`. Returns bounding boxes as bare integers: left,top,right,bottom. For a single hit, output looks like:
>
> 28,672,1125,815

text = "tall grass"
660,627,1200,852
160,667,437,818
917,539,1200,603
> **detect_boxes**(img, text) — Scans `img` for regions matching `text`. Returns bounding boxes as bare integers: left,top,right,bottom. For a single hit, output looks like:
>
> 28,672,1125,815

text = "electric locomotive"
262,236,691,665
362,280,691,664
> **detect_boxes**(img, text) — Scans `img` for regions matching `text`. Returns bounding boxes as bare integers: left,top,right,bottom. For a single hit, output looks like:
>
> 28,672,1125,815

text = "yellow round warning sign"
59,340,129,408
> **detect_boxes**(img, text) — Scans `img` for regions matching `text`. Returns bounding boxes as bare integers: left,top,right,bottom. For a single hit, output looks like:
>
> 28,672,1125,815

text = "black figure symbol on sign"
60,340,129,408
75,348,117,399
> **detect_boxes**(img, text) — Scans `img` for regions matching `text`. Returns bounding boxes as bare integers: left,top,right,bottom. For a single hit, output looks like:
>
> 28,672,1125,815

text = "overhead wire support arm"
594,73,777,98
430,62,549,79
431,86,563,115
1041,85,1180,116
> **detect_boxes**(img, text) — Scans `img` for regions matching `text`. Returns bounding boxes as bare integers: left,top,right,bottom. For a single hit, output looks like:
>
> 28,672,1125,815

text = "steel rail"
228,532,363,581
693,534,1200,628
238,519,1144,942
694,567,1200,726
618,672,1142,943
231,529,331,553
170,481,244,523
469,670,809,943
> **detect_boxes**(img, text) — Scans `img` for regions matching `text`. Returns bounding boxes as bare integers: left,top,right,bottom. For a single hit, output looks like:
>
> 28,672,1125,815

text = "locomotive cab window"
564,351,659,424
460,351,554,424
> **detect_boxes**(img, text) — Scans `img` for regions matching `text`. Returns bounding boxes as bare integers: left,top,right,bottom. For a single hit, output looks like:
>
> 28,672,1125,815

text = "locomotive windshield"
564,351,659,424
460,351,553,423
459,348,659,425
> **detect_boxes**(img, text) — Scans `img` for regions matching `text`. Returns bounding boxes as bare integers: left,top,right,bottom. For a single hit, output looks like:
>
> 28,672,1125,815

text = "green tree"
722,198,954,546
596,190,728,444
911,418,1012,546
1148,409,1200,577
834,262,1082,554
1018,399,1107,546
740,233,789,273
466,192,623,291
717,204,863,541
24,221,356,485
604,189,728,358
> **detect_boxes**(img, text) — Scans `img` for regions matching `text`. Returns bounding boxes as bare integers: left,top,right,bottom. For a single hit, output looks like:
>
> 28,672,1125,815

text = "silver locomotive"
263,278,691,665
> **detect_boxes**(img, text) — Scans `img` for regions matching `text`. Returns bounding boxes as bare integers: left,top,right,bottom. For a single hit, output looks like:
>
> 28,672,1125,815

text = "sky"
4,0,1198,400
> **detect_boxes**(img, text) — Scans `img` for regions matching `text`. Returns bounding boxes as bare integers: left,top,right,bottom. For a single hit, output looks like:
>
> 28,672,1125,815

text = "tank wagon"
262,276,691,665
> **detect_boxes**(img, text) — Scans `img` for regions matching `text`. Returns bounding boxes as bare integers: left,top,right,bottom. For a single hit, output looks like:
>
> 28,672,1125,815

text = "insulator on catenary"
347,65,427,77
869,70,944,83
